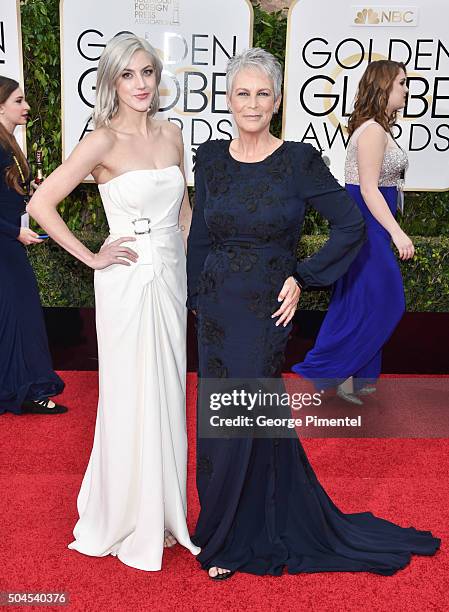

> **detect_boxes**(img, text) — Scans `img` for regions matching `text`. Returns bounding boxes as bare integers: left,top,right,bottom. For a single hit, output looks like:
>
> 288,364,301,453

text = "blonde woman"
28,33,200,570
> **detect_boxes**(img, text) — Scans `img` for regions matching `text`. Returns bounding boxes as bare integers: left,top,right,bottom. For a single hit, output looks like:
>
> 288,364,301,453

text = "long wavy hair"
347,60,406,137
0,76,30,194
93,33,163,129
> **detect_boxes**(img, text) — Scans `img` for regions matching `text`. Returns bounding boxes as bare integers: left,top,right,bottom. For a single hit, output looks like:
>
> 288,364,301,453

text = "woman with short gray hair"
226,47,283,100
187,47,439,580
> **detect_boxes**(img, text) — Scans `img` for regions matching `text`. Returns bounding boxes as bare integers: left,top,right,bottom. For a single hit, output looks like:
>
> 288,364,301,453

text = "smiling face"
387,68,408,114
114,49,157,114
0,87,30,130
228,67,280,135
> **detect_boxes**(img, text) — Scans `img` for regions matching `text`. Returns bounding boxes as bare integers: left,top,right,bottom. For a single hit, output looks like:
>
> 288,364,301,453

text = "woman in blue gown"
293,61,415,400
0,76,65,415
187,50,440,580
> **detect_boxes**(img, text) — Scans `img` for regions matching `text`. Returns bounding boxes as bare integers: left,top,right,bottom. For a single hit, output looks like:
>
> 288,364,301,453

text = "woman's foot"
336,385,363,405
208,567,235,580
21,398,68,414
356,385,377,396
163,531,177,548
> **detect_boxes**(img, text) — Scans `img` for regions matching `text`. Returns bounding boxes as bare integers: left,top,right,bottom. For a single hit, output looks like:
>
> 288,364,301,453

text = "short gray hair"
93,33,163,128
226,47,283,100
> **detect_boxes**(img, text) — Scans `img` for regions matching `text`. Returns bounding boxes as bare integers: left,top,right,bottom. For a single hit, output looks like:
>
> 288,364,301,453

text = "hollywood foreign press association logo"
134,0,181,26
352,6,418,26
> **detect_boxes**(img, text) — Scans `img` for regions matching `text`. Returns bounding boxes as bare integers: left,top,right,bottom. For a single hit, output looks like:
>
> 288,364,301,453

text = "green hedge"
28,234,449,312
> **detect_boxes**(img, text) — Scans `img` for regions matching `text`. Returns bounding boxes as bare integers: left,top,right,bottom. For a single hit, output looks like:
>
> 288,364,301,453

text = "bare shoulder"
78,127,116,154
358,122,388,147
158,118,181,135
157,119,183,143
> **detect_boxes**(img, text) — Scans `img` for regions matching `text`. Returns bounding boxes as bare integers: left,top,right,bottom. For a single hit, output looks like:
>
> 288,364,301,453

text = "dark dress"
0,146,64,414
187,139,440,576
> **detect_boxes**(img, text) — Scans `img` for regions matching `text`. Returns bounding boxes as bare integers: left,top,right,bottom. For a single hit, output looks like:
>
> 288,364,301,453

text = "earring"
227,107,232,114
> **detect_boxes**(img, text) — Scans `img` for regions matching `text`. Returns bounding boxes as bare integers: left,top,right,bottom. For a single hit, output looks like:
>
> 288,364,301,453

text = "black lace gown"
186,139,440,575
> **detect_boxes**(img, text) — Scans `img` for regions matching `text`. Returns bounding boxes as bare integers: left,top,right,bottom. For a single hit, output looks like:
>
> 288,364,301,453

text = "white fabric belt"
107,223,180,280
108,220,179,238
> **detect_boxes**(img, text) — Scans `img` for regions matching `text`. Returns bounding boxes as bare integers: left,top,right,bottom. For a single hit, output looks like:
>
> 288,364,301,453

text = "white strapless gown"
68,166,200,571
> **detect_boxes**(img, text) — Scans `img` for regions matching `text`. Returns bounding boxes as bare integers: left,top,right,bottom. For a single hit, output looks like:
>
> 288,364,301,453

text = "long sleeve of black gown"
186,146,212,310
295,144,366,289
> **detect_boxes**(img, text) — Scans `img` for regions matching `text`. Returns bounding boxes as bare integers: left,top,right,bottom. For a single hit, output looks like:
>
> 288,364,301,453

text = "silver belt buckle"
132,217,151,235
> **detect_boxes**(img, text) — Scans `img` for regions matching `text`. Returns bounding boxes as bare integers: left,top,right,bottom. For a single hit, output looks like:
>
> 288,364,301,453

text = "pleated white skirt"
68,228,200,571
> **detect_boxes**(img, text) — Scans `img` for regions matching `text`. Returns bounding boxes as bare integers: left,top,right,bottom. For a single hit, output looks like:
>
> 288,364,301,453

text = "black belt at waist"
213,240,286,251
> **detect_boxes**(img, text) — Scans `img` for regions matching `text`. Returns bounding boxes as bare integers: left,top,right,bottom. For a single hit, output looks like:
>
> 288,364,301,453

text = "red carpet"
1,372,447,612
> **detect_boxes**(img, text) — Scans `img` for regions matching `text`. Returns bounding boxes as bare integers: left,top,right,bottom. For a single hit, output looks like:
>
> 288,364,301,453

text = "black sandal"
209,569,235,581
21,398,68,414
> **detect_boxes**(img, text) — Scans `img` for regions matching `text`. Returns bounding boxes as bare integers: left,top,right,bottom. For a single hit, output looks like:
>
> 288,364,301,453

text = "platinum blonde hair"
226,47,283,101
92,32,163,128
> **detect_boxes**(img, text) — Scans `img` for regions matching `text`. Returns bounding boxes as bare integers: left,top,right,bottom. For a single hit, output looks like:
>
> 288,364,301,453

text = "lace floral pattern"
225,247,259,273
266,255,295,289
208,212,237,242
204,158,234,197
198,315,225,348
248,289,279,320
197,455,213,476
250,217,291,247
263,345,286,377
239,182,276,214
265,147,293,182
207,356,228,378
198,270,219,301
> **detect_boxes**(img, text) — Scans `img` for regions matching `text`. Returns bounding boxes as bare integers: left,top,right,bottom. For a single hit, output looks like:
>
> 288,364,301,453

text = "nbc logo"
355,8,380,24
352,6,418,26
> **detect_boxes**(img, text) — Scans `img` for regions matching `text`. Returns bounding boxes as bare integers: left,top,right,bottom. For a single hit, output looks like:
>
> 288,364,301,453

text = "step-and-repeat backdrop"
3,0,449,189
283,0,449,190
60,0,253,183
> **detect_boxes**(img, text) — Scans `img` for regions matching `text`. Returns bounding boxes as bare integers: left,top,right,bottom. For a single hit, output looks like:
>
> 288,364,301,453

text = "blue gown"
0,146,64,414
293,122,407,390
187,139,439,575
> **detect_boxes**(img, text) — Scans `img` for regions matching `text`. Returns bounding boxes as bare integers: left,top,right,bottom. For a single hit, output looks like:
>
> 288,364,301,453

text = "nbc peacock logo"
352,6,418,26
354,8,380,24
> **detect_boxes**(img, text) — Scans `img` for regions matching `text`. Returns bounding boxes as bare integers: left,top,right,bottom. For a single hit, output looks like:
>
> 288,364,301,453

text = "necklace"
12,154,30,207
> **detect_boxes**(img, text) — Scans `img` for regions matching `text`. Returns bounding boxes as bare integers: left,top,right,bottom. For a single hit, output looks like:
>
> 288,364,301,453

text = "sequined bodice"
344,120,408,187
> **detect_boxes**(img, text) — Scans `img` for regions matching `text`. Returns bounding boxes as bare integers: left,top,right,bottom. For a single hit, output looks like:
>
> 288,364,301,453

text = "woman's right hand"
90,237,139,270
17,227,43,245
391,229,415,260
